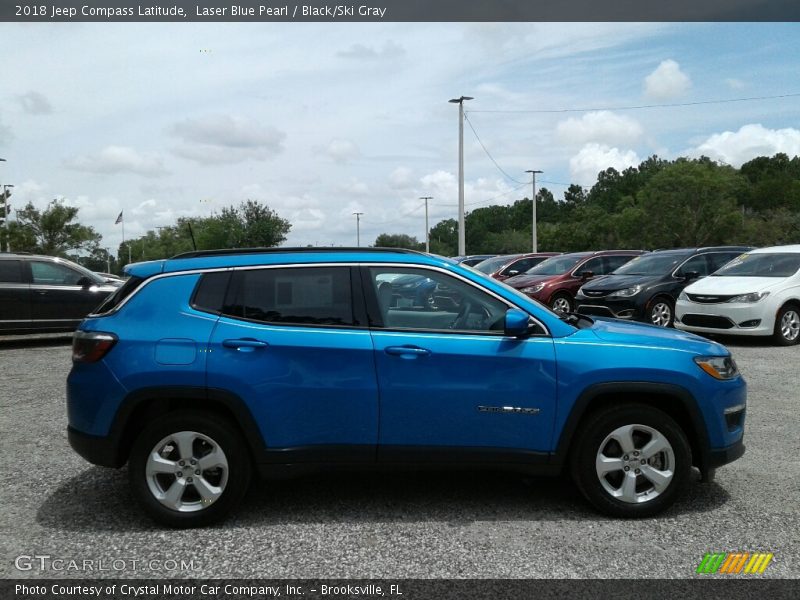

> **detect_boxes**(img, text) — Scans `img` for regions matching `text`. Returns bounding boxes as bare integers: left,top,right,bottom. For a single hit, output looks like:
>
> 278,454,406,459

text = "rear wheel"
773,304,800,346
570,404,691,518
129,411,251,527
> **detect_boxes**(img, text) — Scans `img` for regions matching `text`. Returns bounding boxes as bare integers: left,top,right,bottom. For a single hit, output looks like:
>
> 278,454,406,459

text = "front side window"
30,261,85,286
675,255,710,277
369,267,510,333
225,267,354,327
575,257,605,276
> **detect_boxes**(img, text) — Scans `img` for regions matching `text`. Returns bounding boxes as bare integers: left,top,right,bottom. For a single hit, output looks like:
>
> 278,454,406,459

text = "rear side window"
0,261,22,283
94,276,144,314
192,272,231,314
225,267,354,327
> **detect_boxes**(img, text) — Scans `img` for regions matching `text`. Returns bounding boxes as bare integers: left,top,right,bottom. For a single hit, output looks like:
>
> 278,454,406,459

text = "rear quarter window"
191,272,232,314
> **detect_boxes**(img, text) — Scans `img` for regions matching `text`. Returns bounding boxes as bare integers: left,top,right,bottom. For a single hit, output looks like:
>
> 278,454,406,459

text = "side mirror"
580,270,594,280
683,271,700,281
76,276,93,288
507,269,520,276
504,308,531,338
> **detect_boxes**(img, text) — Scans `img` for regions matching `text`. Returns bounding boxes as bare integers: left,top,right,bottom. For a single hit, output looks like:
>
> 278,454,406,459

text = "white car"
675,245,800,346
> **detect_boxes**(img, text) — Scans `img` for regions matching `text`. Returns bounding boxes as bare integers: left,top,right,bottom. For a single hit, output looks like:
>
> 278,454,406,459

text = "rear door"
0,260,30,332
205,265,379,464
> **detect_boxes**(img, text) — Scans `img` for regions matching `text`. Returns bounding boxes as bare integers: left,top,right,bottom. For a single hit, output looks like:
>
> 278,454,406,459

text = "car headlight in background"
608,285,642,298
728,292,769,303
522,283,545,294
694,356,739,380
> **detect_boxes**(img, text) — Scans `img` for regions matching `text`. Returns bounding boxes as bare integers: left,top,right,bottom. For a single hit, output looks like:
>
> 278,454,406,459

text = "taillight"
72,330,118,363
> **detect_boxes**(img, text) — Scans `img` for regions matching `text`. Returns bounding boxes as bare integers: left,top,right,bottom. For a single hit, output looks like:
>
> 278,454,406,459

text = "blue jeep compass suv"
66,248,746,527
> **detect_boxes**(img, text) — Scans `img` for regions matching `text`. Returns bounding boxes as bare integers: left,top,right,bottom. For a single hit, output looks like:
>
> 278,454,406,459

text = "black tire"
647,296,675,327
129,411,252,528
550,292,574,314
570,404,691,518
773,304,800,346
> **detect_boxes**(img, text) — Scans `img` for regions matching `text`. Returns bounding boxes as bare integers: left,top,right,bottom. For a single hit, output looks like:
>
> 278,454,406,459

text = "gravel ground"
0,336,797,580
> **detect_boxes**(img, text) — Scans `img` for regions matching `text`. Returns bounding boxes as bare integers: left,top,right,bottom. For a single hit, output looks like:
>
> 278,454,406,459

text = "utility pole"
353,212,363,247
419,196,432,253
1,184,13,253
525,170,543,253
105,248,111,273
449,96,473,256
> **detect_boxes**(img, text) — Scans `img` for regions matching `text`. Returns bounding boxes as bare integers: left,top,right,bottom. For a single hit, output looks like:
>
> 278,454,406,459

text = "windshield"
524,255,585,276
712,253,800,277
473,255,520,274
612,253,685,276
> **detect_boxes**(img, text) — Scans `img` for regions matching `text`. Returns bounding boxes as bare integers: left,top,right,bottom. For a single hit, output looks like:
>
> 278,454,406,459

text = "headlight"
608,285,642,298
678,290,688,301
727,292,769,303
522,283,544,294
694,356,739,380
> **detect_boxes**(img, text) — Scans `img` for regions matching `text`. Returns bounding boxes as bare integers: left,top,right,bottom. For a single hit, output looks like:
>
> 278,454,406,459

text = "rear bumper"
68,426,124,468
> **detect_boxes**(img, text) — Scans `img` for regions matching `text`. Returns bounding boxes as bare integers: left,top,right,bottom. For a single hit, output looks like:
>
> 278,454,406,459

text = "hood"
589,317,727,355
505,274,559,288
581,274,661,292
685,276,785,295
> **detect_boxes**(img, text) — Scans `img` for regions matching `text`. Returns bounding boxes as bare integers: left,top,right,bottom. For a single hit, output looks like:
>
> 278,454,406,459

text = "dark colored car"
0,253,118,334
67,247,746,527
575,246,753,327
452,254,497,267
505,250,646,314
473,252,560,282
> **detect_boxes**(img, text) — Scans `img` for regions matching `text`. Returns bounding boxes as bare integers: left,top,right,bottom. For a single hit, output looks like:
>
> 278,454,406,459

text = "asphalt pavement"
0,336,798,579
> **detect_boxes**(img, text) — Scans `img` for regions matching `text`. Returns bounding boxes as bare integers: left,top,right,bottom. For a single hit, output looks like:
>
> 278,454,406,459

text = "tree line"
379,154,800,255
2,153,799,273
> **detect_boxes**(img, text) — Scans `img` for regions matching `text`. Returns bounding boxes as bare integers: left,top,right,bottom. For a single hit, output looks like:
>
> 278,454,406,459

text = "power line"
436,182,528,208
467,91,800,115
463,113,525,185
370,200,426,227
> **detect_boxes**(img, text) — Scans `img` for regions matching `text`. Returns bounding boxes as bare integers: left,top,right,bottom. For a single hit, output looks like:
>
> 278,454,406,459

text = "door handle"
385,345,431,358
222,338,269,350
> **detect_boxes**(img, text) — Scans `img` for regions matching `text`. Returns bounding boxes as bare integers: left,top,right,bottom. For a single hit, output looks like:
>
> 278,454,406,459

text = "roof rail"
170,247,426,260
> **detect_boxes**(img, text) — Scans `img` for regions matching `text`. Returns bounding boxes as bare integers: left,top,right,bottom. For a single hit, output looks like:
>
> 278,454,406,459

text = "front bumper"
675,299,774,336
708,438,746,468
576,295,642,320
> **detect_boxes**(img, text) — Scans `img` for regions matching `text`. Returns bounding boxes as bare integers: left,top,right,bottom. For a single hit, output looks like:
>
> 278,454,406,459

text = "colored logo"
696,552,774,574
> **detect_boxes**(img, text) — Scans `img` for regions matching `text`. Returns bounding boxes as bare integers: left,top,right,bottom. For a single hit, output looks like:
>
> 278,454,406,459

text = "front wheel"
773,304,800,346
550,293,574,314
648,297,674,327
570,404,691,518
129,411,252,528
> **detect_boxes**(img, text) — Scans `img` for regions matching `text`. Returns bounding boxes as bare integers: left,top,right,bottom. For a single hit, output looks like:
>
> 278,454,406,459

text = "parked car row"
468,244,800,346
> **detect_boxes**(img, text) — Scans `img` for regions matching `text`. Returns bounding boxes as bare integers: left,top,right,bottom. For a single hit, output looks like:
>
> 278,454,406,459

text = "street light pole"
353,212,363,247
1,184,13,253
449,96,473,256
525,170,543,253
419,196,432,253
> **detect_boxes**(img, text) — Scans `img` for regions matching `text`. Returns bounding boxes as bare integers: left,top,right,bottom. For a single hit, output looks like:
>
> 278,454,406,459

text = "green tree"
6,201,101,256
374,233,424,250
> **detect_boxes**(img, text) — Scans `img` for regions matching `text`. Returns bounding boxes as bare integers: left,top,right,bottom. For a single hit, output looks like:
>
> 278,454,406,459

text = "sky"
2,22,800,253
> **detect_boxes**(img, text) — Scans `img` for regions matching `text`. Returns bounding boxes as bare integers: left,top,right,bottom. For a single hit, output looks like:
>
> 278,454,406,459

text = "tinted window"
712,253,800,277
192,272,231,314
503,257,541,275
676,255,709,277
605,255,636,272
526,255,586,275
708,252,742,273
577,257,605,275
369,267,509,333
474,255,520,274
31,261,85,285
94,276,145,314
0,261,22,283
227,267,354,326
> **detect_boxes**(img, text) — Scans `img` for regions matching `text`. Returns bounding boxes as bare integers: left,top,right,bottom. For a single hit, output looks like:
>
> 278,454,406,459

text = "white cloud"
388,166,414,189
65,146,169,177
324,139,360,163
569,143,641,185
690,124,800,167
337,40,405,60
644,59,691,100
556,111,643,147
169,114,285,164
17,91,53,115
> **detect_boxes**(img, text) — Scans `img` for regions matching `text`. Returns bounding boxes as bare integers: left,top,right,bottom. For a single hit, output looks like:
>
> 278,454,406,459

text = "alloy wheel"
780,309,800,342
650,302,672,327
552,296,572,314
595,424,675,504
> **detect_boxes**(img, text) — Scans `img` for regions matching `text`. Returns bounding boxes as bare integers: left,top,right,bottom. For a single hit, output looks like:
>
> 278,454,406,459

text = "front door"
363,266,558,462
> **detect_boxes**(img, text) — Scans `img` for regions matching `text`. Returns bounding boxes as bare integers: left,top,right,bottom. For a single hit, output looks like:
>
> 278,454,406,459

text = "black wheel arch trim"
551,381,712,474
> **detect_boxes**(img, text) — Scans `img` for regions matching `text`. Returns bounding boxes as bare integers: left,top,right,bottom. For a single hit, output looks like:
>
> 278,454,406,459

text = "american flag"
115,211,123,225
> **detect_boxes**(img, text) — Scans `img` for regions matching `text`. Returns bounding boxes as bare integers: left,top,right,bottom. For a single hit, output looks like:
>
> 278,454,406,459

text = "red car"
504,250,646,313
473,253,561,282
